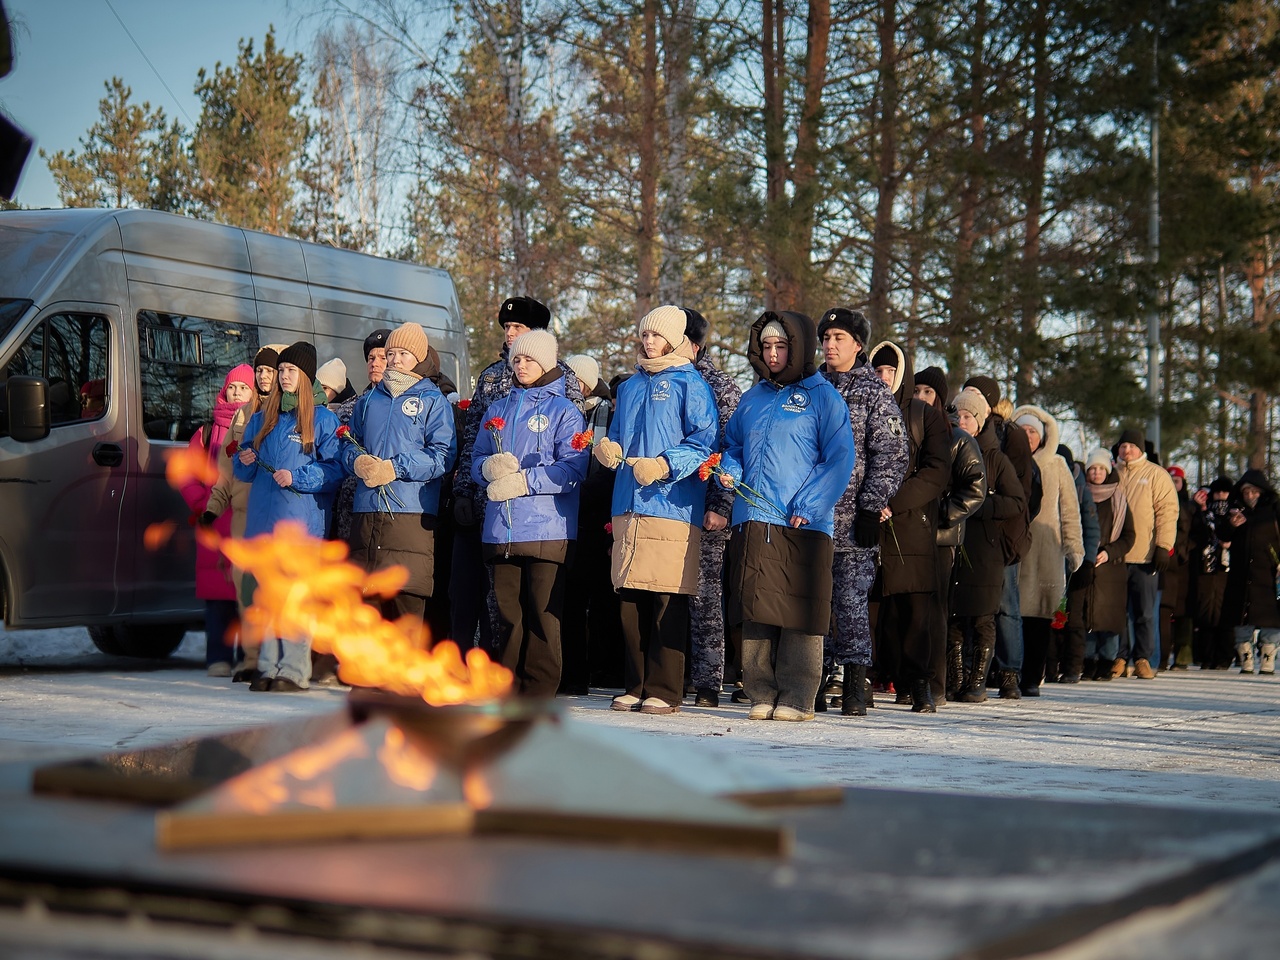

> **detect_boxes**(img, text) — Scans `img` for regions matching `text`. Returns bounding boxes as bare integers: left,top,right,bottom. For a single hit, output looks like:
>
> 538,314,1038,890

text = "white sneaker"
772,705,815,722
748,702,775,720
611,694,641,711
206,662,231,678
1260,643,1276,675
639,697,679,715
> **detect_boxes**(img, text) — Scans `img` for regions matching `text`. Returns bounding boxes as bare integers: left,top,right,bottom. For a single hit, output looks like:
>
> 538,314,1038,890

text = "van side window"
137,311,259,442
0,313,110,435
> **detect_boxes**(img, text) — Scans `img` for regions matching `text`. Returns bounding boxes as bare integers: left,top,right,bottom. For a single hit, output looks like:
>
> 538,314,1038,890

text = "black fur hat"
363,328,390,360
817,307,871,347
683,307,710,346
498,296,551,330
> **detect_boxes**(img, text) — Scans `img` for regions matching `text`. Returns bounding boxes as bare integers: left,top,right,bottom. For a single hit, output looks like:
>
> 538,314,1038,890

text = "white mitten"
487,471,530,502
481,451,520,482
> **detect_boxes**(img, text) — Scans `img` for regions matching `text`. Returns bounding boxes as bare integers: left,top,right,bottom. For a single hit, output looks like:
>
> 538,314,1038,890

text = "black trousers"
930,546,955,702
560,524,621,690
619,589,688,705
491,555,569,699
1022,615,1051,688
450,524,493,650
880,592,935,686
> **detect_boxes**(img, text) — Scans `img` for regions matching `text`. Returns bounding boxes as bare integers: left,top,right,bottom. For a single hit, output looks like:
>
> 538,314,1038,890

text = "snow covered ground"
2,624,1278,812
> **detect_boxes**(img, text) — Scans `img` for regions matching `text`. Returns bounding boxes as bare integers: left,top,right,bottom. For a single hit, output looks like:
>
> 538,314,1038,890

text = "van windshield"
0,299,33,340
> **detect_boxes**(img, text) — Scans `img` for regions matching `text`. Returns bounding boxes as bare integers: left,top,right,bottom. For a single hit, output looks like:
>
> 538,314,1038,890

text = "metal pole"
1147,18,1161,455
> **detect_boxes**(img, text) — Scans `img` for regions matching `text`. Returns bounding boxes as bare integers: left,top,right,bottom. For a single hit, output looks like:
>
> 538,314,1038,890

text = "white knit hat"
760,319,788,342
565,354,600,391
1015,412,1045,439
315,358,347,393
637,304,686,351
509,329,557,377
953,387,989,431
1085,448,1113,473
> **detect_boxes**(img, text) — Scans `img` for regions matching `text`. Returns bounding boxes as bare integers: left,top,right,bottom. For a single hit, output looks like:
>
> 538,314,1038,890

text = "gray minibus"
0,209,469,657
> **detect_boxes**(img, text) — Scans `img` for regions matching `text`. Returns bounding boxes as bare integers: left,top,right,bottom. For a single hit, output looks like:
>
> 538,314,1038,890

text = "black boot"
959,642,994,703
910,678,936,713
841,664,868,716
999,669,1023,699
814,680,829,713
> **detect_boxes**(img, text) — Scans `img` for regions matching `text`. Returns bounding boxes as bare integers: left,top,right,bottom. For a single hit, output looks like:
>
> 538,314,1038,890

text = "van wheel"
87,624,187,659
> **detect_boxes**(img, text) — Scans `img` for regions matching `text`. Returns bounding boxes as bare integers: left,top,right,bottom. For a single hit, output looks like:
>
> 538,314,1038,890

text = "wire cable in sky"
102,0,196,126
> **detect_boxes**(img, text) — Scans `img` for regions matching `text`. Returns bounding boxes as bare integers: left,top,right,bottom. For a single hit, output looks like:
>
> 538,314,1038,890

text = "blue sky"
1,0,314,208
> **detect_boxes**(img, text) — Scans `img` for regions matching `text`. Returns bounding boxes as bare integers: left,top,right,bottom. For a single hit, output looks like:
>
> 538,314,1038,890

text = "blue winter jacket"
721,371,856,538
608,360,718,524
470,372,589,545
340,376,456,515
234,406,345,538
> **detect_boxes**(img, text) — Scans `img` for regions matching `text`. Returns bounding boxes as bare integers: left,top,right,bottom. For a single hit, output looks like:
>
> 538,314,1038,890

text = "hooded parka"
1072,469,1136,635
1010,405,1085,618
953,426,1026,617
722,312,856,636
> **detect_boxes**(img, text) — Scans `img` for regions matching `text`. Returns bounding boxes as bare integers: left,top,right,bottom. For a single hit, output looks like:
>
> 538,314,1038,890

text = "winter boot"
841,664,868,716
945,635,964,701
1237,642,1256,675
814,680,829,713
999,670,1023,699
1261,643,1277,675
910,678,936,713
959,643,995,703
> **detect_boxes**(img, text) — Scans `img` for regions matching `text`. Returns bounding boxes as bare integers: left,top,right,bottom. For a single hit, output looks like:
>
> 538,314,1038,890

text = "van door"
0,304,127,624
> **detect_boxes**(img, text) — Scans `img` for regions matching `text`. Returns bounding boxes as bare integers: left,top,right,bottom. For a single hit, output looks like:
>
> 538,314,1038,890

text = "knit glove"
594,438,624,469
454,497,477,527
199,511,217,527
1151,547,1173,573
631,456,670,487
487,471,529,502
853,509,882,548
481,451,520,482
356,455,397,488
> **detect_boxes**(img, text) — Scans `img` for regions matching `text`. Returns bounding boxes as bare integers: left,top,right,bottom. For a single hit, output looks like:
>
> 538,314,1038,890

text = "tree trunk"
1246,237,1270,470
636,0,659,319
951,0,986,355
762,0,786,311
784,0,829,311
1015,0,1047,404
657,0,697,304
868,0,898,331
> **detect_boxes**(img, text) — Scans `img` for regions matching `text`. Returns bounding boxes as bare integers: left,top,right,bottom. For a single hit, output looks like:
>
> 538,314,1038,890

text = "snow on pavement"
2,625,1278,811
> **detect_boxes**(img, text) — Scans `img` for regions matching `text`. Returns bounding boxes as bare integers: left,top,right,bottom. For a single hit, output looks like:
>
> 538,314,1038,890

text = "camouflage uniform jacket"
695,352,742,520
821,360,909,553
454,348,586,512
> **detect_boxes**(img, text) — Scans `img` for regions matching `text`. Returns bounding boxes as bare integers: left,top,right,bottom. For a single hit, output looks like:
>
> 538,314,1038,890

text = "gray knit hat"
509,329,557,376
953,386,989,431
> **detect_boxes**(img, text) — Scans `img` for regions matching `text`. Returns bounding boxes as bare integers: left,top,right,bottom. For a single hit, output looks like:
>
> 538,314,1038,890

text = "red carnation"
604,522,613,535
336,424,351,440
225,439,238,458
458,398,471,410
571,430,594,451
697,452,723,482
1051,610,1068,631
484,417,506,432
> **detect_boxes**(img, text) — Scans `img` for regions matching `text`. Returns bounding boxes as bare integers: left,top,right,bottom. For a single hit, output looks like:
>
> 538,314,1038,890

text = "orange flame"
215,521,513,705
143,521,177,551
165,446,219,488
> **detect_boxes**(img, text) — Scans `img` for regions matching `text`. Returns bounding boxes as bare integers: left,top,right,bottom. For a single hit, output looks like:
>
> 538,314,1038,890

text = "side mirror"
8,375,50,442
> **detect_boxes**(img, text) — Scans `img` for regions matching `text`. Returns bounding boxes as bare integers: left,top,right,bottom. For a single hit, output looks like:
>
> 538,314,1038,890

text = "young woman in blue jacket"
720,312,856,721
471,330,589,697
233,341,344,692
593,305,718,714
340,321,457,627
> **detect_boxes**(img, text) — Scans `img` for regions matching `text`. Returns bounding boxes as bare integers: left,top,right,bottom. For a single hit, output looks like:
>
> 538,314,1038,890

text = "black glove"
453,496,477,527
1152,548,1173,573
199,511,217,527
853,509,882,548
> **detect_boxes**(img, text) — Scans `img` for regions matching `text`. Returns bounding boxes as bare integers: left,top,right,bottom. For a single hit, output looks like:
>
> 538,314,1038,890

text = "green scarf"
281,390,299,413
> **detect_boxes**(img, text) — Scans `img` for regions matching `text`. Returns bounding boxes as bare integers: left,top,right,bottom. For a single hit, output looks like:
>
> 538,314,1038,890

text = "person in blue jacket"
340,321,457,630
719,311,856,722
594,305,718,715
234,341,344,692
471,330,588,697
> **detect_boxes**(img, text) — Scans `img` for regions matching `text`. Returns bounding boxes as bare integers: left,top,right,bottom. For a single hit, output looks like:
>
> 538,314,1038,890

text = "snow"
2,624,1278,812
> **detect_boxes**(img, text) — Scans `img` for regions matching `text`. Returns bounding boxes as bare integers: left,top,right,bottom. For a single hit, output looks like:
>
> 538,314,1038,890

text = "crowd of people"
180,301,1280,714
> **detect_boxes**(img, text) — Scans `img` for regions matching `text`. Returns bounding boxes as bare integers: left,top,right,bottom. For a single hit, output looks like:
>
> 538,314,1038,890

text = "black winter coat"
937,424,987,548
1159,493,1194,614
979,415,1033,562
1221,471,1280,629
1070,490,1135,635
952,427,1024,618
881,399,950,594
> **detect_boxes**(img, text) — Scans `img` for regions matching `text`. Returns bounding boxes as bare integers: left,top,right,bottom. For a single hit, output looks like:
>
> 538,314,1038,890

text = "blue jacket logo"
782,390,810,413
401,397,423,417
527,413,550,433
652,379,672,401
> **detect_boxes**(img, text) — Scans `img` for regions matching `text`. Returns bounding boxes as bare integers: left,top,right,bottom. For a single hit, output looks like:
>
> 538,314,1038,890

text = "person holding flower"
233,341,345,691
340,321,457,628
719,311,855,722
1076,449,1135,680
469,330,588,697
594,304,719,715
